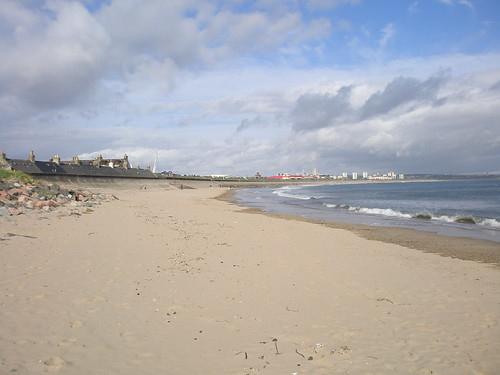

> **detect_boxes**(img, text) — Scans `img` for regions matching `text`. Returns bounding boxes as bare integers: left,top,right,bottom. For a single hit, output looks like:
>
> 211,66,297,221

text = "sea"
234,178,500,243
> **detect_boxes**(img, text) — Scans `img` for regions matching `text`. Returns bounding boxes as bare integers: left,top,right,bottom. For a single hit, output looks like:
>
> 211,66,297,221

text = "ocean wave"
321,204,500,228
273,187,325,200
357,207,413,218
272,190,312,200
431,215,457,223
323,203,412,218
278,185,301,191
432,215,477,224
478,218,500,228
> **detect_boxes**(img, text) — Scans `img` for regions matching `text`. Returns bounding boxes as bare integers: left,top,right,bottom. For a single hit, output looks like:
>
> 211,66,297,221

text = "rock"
34,200,46,209
7,188,24,196
0,179,103,218
456,216,476,224
47,200,58,207
17,195,29,203
1,199,15,207
8,207,22,216
76,194,88,202
414,213,432,220
49,184,61,192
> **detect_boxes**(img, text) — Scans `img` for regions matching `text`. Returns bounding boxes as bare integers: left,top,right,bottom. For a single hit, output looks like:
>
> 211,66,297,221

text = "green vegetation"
0,169,35,184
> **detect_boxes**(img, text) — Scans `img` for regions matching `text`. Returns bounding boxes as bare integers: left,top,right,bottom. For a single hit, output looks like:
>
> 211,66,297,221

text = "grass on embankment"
0,169,35,184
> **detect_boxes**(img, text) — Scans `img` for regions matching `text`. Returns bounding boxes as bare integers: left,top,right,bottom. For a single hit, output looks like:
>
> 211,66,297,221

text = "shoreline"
218,188,500,267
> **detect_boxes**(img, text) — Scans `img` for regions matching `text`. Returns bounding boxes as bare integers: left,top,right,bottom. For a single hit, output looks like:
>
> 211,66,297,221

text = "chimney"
123,154,129,169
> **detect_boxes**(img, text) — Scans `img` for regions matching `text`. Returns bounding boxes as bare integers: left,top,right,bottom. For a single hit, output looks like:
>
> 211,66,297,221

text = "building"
362,171,368,179
2,151,156,179
268,173,307,180
342,172,348,179
352,172,358,180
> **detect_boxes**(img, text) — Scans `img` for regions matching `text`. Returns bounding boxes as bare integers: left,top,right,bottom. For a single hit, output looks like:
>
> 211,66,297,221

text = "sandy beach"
1,182,500,375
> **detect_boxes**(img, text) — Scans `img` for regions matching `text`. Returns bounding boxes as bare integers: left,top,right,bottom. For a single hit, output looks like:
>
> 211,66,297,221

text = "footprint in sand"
43,356,65,372
69,320,83,328
59,338,77,347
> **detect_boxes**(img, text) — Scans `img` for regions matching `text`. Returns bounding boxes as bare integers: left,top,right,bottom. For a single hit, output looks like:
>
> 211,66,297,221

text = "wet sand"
219,189,500,267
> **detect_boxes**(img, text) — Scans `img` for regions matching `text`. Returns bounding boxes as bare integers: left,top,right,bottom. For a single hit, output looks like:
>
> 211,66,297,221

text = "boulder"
47,200,58,207
34,200,47,209
17,195,29,203
7,188,25,196
8,207,22,216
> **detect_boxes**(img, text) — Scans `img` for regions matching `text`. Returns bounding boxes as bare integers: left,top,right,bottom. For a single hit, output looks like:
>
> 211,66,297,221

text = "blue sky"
1,0,500,175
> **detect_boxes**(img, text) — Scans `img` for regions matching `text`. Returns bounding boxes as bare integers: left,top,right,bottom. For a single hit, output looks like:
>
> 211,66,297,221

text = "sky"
1,0,500,175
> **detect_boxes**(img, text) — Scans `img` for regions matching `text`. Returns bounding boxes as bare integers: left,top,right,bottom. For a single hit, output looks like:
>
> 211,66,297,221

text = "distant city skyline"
1,0,500,175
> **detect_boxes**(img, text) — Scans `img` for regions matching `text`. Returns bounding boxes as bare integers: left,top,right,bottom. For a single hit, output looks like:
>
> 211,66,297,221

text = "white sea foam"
272,190,312,200
357,207,413,218
273,186,325,200
323,203,337,208
478,218,500,228
432,215,457,223
324,203,413,218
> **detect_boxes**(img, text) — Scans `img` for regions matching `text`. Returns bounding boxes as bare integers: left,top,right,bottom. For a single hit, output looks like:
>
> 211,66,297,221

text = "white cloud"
1,1,498,175
0,1,110,109
307,0,361,10
379,23,395,47
437,0,474,9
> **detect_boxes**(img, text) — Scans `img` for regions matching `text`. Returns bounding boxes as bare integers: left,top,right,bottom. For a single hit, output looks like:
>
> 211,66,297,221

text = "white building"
352,172,358,180
398,174,405,180
342,172,348,179
362,171,368,179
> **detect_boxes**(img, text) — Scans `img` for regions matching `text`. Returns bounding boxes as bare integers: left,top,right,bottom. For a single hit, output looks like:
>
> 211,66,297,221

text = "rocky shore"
0,178,117,217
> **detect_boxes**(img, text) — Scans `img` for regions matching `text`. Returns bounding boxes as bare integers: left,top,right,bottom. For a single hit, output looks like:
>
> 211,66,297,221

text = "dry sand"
1,183,500,374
